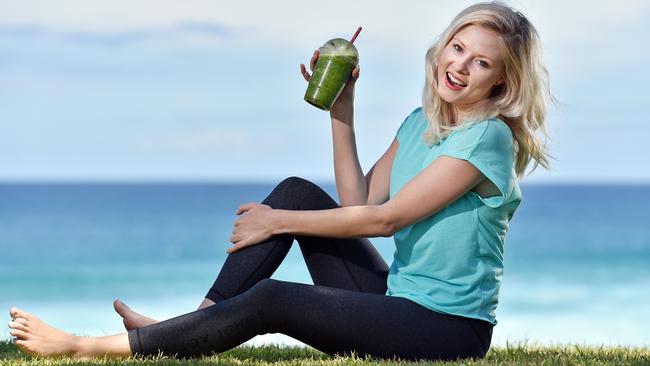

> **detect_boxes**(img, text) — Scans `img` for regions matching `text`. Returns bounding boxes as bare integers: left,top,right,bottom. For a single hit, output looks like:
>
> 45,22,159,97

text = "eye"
452,43,462,52
475,59,489,68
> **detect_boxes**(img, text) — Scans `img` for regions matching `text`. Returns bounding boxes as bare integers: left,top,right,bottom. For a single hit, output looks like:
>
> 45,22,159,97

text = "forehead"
452,24,502,60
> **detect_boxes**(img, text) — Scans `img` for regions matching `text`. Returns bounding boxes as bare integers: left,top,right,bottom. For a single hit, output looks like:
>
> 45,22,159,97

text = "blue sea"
1,182,649,348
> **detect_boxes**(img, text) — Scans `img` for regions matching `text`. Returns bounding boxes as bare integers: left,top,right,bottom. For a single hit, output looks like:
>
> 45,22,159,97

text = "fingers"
352,65,361,79
300,63,310,81
230,225,240,243
236,202,256,215
227,240,247,254
310,50,319,71
300,50,320,82
226,243,240,254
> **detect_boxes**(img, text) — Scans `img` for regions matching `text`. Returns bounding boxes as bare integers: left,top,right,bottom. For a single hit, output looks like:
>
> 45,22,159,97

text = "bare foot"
113,300,158,330
8,307,85,359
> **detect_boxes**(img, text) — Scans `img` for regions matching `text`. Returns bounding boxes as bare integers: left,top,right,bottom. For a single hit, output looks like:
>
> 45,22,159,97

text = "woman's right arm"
301,51,398,207
329,103,367,206
330,104,400,207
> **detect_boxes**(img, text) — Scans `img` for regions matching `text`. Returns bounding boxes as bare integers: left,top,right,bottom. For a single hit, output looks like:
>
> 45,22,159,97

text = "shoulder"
458,117,511,134
441,118,514,159
412,106,424,115
453,118,513,145
396,106,426,143
404,106,424,124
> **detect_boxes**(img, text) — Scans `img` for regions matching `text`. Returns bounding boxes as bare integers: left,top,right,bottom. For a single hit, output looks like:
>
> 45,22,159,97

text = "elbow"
382,225,395,238
376,205,397,237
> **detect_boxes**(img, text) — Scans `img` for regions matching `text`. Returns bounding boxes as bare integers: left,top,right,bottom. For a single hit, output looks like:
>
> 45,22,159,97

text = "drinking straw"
350,26,363,44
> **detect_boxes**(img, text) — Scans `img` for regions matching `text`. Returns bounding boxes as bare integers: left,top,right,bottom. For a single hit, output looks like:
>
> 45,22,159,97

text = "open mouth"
446,72,467,88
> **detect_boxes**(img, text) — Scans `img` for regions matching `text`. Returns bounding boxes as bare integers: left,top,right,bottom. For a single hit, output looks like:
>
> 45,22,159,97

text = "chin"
437,88,457,104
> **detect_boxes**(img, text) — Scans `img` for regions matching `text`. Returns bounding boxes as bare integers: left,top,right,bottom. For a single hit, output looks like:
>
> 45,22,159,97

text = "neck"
453,100,494,124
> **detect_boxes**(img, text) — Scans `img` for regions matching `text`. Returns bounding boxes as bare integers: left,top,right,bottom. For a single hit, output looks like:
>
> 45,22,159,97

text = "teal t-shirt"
385,107,521,325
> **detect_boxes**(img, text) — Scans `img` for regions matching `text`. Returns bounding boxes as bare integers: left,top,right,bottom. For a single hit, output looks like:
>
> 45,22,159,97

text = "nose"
452,55,471,75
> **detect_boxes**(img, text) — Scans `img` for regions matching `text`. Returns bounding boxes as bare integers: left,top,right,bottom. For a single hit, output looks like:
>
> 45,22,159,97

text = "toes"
9,307,31,321
114,299,129,310
113,299,130,317
9,321,28,332
14,339,34,355
10,328,29,340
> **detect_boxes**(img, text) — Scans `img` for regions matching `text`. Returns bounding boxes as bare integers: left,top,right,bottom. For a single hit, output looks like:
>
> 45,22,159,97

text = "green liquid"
304,54,356,111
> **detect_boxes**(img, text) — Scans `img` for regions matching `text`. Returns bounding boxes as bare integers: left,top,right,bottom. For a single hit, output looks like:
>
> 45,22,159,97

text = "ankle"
73,336,96,359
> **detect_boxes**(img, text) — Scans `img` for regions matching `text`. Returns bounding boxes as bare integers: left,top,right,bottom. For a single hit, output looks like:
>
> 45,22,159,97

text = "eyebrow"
453,37,495,63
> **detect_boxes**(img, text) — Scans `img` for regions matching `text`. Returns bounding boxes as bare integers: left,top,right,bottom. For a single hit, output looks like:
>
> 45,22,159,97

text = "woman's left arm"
227,204,390,254
273,205,391,238
228,156,485,254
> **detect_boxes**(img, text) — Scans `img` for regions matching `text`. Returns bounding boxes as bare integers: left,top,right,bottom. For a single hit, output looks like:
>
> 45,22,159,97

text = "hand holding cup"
301,37,360,112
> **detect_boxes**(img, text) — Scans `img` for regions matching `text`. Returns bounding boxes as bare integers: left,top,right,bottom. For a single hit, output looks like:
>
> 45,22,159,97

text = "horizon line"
1,179,650,187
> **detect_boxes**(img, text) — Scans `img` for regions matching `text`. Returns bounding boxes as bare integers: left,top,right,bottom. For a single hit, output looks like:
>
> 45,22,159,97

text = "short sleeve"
396,107,423,144
438,119,515,207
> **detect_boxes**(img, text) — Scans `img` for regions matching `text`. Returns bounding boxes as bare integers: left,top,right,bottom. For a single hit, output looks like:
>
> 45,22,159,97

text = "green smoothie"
304,38,359,111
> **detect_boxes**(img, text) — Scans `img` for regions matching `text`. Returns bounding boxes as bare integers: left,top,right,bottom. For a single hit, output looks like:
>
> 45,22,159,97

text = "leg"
9,280,492,361
8,307,131,359
116,176,389,329
206,176,389,302
129,279,493,361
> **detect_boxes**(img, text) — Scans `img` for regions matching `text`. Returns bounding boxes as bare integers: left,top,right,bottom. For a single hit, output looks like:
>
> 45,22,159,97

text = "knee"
276,176,317,192
249,278,281,303
246,279,287,332
264,176,324,210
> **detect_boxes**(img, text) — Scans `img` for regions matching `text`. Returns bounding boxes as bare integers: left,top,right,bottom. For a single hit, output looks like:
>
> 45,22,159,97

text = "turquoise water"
1,182,649,347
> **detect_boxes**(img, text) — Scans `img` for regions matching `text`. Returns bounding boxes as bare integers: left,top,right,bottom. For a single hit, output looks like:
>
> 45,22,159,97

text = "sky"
1,0,649,184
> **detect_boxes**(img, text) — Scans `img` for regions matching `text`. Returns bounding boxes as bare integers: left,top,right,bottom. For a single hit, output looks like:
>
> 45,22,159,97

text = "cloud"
3,1,650,44
2,1,650,182
0,21,245,46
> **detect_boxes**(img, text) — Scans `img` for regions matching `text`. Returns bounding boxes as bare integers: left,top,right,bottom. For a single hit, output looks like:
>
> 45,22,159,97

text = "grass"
1,340,649,365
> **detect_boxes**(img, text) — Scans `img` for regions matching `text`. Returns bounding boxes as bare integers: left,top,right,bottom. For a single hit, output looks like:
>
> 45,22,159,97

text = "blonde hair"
422,1,553,178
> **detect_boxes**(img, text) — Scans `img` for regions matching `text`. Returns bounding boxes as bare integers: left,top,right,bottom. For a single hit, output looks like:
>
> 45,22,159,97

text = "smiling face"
436,24,506,115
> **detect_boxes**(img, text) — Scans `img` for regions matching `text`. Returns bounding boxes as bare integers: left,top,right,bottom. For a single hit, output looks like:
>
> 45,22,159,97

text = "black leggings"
127,177,493,362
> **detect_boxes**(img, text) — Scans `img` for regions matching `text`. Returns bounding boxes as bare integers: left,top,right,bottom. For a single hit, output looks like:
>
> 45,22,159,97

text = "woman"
8,1,551,361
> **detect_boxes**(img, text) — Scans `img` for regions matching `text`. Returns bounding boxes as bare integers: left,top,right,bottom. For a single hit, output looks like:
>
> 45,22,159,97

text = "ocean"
1,182,648,348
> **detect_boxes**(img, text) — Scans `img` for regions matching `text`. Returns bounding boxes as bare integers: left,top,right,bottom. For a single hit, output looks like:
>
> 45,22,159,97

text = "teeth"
447,72,467,87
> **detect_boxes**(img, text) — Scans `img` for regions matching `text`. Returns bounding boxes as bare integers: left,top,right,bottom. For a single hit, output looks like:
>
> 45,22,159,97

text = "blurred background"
1,0,649,349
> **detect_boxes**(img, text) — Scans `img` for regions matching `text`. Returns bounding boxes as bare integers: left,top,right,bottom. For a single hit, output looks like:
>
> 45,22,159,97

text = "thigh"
297,235,389,294
276,177,389,294
205,176,387,303
129,278,491,361
263,279,492,362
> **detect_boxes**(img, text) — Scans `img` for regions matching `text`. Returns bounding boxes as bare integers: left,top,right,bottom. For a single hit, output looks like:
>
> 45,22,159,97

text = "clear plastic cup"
304,38,359,111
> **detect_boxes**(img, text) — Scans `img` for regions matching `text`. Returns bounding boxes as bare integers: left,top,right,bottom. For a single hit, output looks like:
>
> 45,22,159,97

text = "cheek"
439,50,452,66
470,72,496,92
435,63,445,83
436,53,452,80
